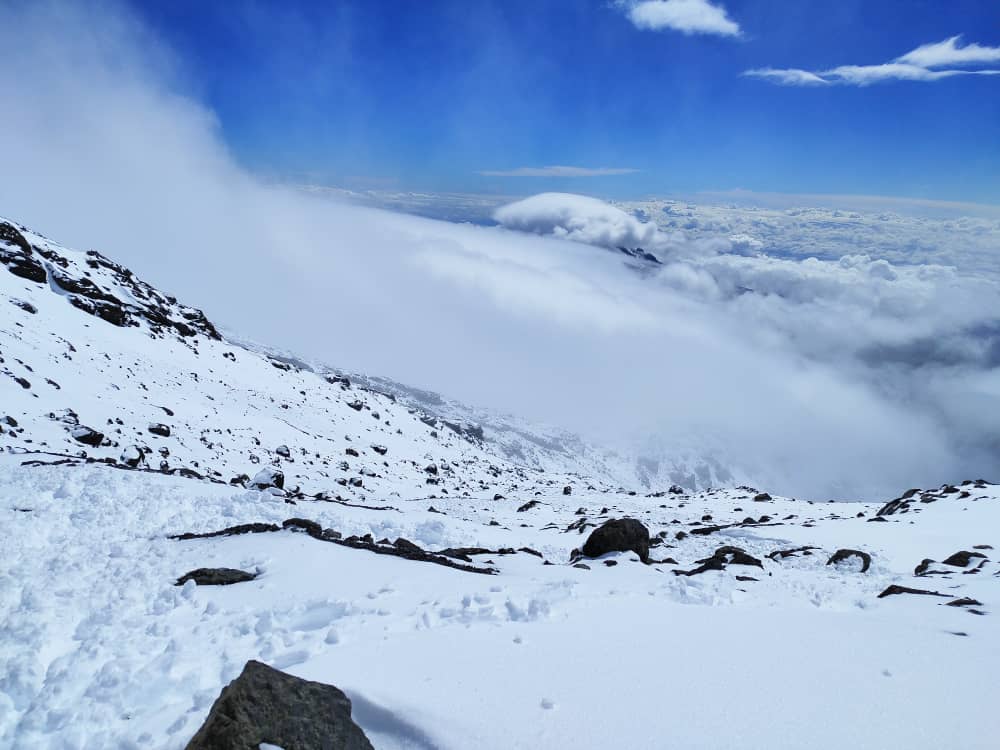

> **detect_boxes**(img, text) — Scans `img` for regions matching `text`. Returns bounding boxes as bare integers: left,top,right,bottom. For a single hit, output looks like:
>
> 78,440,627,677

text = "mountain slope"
1,216,998,749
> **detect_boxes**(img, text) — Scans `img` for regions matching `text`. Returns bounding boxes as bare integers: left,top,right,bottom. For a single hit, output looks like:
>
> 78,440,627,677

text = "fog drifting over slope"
2,1,998,499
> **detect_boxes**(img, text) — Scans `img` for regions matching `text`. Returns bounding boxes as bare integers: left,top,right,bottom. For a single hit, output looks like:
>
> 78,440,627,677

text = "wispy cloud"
897,35,1000,68
616,0,740,38
746,36,1000,86
479,166,639,178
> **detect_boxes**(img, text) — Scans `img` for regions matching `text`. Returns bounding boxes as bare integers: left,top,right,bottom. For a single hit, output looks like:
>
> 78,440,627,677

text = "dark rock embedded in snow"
119,445,145,468
674,546,764,576
827,549,872,573
148,423,171,437
70,426,104,447
580,518,650,563
276,445,291,458
877,585,949,599
941,550,988,568
184,659,373,750
753,492,772,502
251,468,285,490
175,568,257,586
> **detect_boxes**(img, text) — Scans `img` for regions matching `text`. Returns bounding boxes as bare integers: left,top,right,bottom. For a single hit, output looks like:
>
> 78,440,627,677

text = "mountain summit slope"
1,216,998,749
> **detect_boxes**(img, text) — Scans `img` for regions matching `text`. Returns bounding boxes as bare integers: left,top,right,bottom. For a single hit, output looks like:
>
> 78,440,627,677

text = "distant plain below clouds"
746,35,1000,85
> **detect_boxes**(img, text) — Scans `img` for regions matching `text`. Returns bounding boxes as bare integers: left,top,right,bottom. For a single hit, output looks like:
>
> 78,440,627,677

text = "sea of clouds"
1,1,997,499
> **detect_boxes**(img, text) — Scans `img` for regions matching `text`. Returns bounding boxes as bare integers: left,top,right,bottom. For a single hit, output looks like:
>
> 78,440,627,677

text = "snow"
1,217,998,748
1,458,997,748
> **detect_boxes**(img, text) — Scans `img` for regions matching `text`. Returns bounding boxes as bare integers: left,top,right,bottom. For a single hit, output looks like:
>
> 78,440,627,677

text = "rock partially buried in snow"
252,468,285,490
175,568,257,586
184,659,374,750
147,422,171,437
580,518,650,563
827,548,872,573
70,426,104,447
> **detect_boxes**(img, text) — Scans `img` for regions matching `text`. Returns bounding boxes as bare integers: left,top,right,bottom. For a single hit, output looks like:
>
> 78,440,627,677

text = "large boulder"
185,660,373,750
580,518,650,563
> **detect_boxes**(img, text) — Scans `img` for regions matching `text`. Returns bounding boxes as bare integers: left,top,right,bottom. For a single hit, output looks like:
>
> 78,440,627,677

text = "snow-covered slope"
1,217,998,749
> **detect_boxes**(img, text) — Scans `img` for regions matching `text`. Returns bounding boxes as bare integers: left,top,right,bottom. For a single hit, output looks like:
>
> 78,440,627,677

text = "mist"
1,1,997,500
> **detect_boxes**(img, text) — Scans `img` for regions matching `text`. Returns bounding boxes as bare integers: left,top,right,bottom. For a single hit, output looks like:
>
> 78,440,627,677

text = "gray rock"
185,660,374,750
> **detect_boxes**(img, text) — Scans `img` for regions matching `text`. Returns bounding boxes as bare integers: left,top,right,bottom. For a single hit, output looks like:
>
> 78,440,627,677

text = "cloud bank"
746,36,1000,86
617,0,740,37
1,1,997,500
479,166,639,178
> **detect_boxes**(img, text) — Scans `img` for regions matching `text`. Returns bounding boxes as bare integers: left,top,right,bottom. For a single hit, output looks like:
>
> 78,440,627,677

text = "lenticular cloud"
494,193,671,254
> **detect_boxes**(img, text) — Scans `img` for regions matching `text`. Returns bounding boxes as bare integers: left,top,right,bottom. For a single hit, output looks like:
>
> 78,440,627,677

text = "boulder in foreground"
581,518,650,563
185,659,374,750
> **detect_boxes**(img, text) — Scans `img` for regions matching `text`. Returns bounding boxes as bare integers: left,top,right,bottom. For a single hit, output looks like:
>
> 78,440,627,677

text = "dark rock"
71,426,104,447
563,485,572,496
393,537,423,555
371,445,387,456
877,585,948,599
171,523,282,541
276,445,291,458
283,518,323,536
184,659,373,750
827,549,872,573
148,423,171,437
573,563,591,570
941,550,988,568
251,468,285,490
517,500,540,512
176,568,257,586
345,447,359,457
675,546,763,576
767,546,818,561
753,493,772,502
946,597,984,608
580,518,650,563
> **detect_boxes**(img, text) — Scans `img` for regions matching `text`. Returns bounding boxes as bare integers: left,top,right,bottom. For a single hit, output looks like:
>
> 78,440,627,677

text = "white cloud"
746,35,1000,86
619,0,740,37
2,1,998,499
479,166,639,177
896,35,1000,68
742,68,829,86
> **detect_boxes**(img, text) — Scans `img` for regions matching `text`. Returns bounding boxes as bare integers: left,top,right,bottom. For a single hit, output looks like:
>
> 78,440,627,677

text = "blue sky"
131,0,1000,202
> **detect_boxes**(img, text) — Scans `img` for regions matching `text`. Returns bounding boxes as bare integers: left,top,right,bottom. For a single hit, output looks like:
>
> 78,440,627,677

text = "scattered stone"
119,445,145,468
941,550,988,568
674,546,763,577
827,549,872,573
877,585,949,599
517,500,540,512
251,468,285,490
275,445,291,458
767,546,818,561
176,568,257,586
753,492,772,502
563,485,572,496
184,660,373,750
148,423,171,437
70,426,104,447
